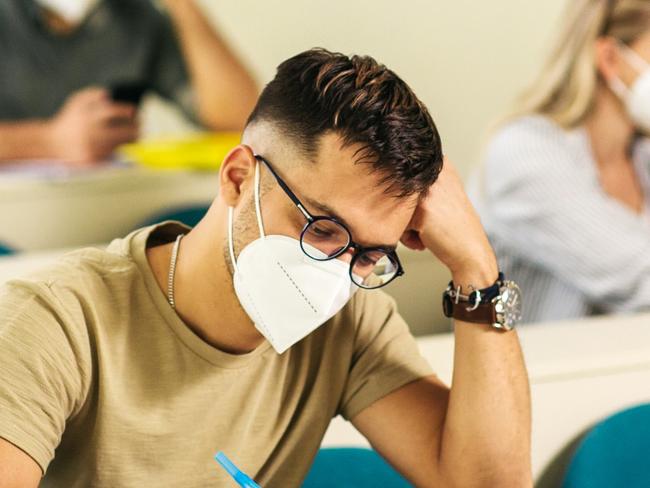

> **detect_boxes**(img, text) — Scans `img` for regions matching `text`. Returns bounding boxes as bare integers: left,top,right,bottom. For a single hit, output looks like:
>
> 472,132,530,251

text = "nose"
336,247,355,264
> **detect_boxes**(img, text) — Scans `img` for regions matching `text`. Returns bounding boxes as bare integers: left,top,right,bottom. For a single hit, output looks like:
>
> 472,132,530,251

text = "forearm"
438,262,532,487
165,0,258,131
0,121,55,163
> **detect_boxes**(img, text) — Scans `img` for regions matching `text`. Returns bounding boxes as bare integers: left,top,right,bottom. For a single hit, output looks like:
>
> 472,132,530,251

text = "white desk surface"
0,163,218,251
1,251,649,483
323,313,650,483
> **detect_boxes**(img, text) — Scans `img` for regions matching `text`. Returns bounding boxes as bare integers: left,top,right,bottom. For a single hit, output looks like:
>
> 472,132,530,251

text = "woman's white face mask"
35,0,101,25
609,42,650,133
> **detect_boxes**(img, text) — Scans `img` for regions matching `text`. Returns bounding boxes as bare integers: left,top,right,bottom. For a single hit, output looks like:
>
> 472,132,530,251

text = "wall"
144,0,569,176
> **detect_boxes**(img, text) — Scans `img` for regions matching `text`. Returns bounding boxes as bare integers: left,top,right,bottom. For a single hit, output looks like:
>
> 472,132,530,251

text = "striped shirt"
468,116,650,324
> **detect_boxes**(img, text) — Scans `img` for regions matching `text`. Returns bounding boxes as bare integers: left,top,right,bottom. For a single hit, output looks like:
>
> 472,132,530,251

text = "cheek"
257,191,305,239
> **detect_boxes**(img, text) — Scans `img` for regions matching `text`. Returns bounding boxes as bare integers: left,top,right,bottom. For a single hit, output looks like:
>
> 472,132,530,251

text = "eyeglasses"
254,154,405,289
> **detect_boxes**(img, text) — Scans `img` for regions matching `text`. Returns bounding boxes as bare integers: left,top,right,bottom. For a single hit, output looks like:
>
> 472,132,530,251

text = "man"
0,49,532,487
0,0,258,165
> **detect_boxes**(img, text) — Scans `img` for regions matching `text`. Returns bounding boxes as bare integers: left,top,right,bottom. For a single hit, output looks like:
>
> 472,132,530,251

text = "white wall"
145,0,569,176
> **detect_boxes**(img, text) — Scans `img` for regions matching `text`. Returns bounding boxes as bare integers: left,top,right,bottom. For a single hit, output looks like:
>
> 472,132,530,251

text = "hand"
47,87,139,166
400,158,498,288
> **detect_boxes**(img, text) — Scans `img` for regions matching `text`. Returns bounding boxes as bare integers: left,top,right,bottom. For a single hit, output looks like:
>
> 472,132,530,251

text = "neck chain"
167,234,184,309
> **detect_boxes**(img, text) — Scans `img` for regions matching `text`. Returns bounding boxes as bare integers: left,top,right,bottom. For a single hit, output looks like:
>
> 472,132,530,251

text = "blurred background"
139,0,569,339
146,0,568,176
2,1,650,486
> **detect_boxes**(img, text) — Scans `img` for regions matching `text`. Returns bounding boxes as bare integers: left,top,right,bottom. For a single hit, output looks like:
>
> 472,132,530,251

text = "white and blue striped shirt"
468,116,650,324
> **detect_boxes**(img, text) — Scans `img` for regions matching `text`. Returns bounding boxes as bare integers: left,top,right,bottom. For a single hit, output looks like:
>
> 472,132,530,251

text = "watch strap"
442,273,505,325
443,298,497,324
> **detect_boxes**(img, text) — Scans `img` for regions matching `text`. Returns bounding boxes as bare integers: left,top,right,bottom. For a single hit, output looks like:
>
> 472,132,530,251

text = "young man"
0,0,258,165
0,49,531,487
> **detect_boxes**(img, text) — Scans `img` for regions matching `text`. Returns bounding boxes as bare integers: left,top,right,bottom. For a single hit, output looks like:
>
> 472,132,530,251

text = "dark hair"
246,48,443,197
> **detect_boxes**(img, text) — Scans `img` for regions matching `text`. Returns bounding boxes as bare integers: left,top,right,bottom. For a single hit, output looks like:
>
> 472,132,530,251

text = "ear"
219,144,257,207
595,36,622,83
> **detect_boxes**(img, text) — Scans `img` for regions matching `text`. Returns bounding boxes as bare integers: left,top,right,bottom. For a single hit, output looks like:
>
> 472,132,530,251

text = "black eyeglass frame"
254,154,405,289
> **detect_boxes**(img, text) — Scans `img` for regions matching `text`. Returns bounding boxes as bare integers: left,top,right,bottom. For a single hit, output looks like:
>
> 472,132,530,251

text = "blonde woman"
470,0,650,323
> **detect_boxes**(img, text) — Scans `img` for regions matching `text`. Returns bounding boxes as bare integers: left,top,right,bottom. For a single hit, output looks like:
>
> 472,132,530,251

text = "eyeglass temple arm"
254,154,313,221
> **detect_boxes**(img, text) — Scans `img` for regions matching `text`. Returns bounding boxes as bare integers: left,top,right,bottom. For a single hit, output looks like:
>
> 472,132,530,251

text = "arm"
352,161,532,487
0,439,41,488
0,88,138,165
162,0,258,131
0,122,55,163
0,282,89,485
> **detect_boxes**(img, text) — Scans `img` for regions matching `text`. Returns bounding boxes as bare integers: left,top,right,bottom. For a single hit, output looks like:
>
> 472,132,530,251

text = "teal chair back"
137,205,209,229
302,447,411,488
562,403,650,488
0,243,14,255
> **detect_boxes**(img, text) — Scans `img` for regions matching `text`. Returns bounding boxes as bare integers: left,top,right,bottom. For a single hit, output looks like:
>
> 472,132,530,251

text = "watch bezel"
492,280,522,331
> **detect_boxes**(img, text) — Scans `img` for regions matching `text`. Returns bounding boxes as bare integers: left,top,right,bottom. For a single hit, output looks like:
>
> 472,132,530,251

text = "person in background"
0,0,258,166
0,49,531,487
470,0,650,324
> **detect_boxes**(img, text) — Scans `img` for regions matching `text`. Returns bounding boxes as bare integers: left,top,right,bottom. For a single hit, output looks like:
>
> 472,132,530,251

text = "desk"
0,163,218,251
322,314,650,484
1,252,648,485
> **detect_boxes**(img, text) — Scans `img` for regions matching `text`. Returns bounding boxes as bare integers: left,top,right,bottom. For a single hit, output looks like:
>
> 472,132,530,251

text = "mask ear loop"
228,207,239,274
253,159,266,237
618,41,650,73
609,76,629,100
228,159,265,273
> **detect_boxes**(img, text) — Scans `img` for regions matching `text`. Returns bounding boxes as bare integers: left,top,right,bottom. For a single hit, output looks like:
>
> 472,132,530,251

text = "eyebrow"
302,196,398,251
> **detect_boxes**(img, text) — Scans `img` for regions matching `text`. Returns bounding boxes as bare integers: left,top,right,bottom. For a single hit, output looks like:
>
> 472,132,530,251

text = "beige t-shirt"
0,223,433,487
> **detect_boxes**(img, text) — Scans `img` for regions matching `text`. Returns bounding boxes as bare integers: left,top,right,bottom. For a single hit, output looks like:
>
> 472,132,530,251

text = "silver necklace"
167,234,184,309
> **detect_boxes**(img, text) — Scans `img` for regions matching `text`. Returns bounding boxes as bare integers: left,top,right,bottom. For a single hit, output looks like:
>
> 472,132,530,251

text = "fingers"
103,123,140,146
400,229,426,251
99,102,138,124
67,86,110,105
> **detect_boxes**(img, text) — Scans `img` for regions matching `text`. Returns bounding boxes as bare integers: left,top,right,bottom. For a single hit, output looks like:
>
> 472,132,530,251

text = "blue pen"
215,451,262,488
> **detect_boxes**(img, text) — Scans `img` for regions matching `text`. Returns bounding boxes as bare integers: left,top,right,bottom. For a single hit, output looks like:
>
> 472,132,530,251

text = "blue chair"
137,204,210,229
0,243,15,256
562,403,650,488
302,447,412,488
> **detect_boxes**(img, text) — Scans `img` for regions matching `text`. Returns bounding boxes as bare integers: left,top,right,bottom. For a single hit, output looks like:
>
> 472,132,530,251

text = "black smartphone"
110,81,148,106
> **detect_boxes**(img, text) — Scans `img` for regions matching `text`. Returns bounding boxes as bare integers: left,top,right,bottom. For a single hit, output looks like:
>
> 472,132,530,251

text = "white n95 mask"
228,160,359,354
36,0,100,24
609,43,650,133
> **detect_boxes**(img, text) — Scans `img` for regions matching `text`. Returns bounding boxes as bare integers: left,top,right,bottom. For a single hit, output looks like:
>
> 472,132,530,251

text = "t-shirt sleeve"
0,281,88,473
338,290,434,421
147,8,200,124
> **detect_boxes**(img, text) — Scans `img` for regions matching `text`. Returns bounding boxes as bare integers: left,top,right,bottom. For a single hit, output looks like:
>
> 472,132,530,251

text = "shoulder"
316,288,406,351
2,242,140,321
483,115,588,184
487,115,573,160
109,0,169,24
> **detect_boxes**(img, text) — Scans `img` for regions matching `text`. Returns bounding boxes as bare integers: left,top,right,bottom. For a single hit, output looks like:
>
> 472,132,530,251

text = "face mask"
228,160,359,354
609,43,650,133
36,0,100,25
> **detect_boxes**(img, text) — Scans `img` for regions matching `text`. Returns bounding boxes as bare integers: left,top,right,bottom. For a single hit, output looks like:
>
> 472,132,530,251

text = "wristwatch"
442,273,522,331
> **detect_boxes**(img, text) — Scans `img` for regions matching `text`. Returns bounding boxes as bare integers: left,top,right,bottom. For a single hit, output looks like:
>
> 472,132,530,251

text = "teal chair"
302,447,412,488
0,243,14,255
562,403,650,488
137,205,210,229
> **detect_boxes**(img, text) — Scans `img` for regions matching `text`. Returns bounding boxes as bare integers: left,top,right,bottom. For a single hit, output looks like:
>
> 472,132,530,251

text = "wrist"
42,118,62,159
450,257,499,292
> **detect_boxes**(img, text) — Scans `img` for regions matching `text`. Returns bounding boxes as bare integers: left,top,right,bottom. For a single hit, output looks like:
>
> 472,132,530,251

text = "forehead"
286,132,418,246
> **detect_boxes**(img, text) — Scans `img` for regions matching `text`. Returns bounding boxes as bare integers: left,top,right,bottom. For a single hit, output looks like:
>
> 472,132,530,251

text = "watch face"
495,281,522,330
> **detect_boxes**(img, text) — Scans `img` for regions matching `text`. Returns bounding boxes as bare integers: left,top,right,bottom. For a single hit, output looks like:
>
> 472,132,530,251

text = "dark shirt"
0,0,195,121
